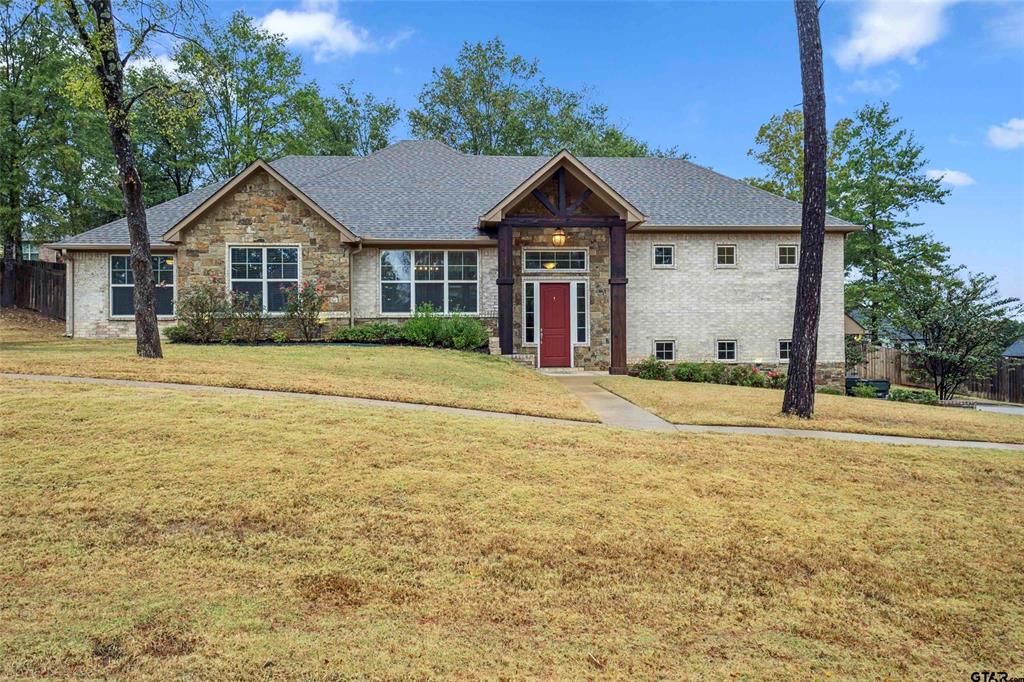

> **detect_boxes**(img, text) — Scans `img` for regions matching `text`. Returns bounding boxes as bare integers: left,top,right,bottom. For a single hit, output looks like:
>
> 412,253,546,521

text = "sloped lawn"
598,376,1024,444
1,378,1022,679
0,309,595,422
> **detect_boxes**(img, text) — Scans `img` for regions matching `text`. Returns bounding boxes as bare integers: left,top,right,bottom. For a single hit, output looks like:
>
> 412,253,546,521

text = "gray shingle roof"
51,140,856,247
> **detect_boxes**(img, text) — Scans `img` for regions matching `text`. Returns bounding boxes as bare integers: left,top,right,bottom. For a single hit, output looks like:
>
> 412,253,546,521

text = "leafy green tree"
284,82,399,157
175,12,304,179
409,38,679,157
890,257,1022,400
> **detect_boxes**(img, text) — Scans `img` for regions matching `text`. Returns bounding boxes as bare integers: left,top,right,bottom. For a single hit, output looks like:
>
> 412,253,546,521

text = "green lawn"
0,309,595,422
598,376,1024,444
1,378,1021,679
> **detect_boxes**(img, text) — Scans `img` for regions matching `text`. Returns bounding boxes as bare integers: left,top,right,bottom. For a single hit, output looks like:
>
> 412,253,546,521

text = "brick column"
497,222,514,355
609,221,627,374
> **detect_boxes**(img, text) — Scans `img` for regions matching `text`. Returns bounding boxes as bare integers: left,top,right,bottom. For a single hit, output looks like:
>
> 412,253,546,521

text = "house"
48,140,857,381
1004,338,1024,359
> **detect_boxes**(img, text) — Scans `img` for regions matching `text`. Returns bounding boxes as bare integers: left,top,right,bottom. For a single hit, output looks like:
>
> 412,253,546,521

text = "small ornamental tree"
890,261,1022,400
229,290,265,343
284,280,327,341
176,278,231,342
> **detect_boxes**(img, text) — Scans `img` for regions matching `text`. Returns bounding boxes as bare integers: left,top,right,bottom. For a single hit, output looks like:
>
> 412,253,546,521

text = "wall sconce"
551,228,567,247
543,261,557,270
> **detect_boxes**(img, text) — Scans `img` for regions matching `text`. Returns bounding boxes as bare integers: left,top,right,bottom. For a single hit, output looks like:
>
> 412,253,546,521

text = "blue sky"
196,0,1023,299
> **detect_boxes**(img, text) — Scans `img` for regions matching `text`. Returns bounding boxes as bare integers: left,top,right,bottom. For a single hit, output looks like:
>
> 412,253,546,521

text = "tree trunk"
782,0,827,418
1,233,13,307
70,0,162,358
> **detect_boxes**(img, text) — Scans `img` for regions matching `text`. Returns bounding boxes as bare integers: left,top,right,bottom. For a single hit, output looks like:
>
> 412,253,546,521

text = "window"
653,244,675,268
523,250,587,272
716,339,737,361
655,340,675,361
110,255,174,317
380,250,478,314
229,246,299,313
21,243,39,261
524,282,537,344
779,339,792,362
778,244,798,268
575,282,587,343
716,244,736,267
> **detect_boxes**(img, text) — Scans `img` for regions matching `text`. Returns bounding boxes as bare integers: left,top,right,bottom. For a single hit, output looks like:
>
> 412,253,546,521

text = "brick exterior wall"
511,227,611,370
625,231,846,384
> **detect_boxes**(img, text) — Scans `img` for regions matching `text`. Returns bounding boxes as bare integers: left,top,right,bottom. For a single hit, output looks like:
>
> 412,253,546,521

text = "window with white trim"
653,244,675,268
778,244,798,268
655,340,675,361
229,246,299,313
575,282,587,343
380,250,478,314
716,244,736,267
779,339,792,362
523,250,587,272
716,339,737,361
110,255,175,317
523,281,537,344
21,243,39,261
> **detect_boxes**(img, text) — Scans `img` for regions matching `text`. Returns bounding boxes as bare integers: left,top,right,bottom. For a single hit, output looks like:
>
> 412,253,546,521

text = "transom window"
229,246,299,313
778,244,798,267
717,339,737,361
653,244,675,268
110,255,175,317
655,340,676,361
779,339,792,361
380,250,478,314
716,244,736,267
523,250,587,272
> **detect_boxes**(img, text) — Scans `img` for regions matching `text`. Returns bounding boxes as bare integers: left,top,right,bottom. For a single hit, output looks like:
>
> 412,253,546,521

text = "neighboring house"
1004,338,1024,359
48,140,857,381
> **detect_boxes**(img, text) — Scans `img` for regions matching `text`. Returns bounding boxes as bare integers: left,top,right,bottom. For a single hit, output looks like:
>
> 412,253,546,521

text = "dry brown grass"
598,376,1024,444
2,377,1022,679
0,308,595,421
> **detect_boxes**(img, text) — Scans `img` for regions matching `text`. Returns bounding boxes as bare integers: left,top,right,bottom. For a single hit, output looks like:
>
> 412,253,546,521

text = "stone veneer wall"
625,231,847,386
176,169,351,327
511,227,611,370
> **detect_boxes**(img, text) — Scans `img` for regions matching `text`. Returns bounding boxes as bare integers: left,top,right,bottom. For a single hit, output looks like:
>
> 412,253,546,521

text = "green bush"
330,322,404,344
441,314,490,351
163,324,192,343
397,304,490,350
632,357,671,380
817,386,843,395
400,304,446,347
728,365,754,386
176,280,231,342
748,369,768,388
766,370,787,390
229,291,266,343
285,280,327,342
704,363,730,384
888,387,939,405
851,384,878,398
271,330,290,344
672,362,706,382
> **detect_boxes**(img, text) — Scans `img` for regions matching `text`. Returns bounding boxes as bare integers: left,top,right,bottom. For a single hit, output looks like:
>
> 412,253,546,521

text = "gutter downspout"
63,250,74,337
349,241,362,327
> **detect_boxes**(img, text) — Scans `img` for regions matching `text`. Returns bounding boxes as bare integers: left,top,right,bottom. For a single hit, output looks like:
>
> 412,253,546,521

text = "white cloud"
926,168,976,186
127,54,179,77
835,0,957,70
987,118,1024,149
849,71,901,95
258,0,409,62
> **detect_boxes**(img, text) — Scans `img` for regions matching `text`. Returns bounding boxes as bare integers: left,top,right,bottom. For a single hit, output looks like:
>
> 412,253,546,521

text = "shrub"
748,368,768,388
176,280,231,342
765,369,787,390
817,385,843,395
851,384,878,398
633,357,671,380
330,322,404,344
229,291,266,344
400,303,450,347
888,387,939,405
163,324,191,343
271,330,290,344
441,314,490,351
285,280,328,342
672,362,706,382
728,365,754,386
704,363,730,384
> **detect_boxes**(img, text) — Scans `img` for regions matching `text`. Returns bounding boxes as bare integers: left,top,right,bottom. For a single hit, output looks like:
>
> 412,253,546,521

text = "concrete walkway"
4,372,1023,451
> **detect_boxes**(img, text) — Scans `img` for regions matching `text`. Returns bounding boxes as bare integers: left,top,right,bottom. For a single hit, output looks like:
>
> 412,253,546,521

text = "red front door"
539,283,571,367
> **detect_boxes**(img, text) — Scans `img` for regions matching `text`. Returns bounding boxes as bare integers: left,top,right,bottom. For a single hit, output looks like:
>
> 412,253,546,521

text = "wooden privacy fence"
0,260,66,321
853,346,1024,404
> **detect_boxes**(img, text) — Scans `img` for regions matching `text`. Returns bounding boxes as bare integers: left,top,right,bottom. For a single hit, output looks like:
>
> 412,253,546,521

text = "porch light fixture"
551,228,567,247
543,261,557,270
